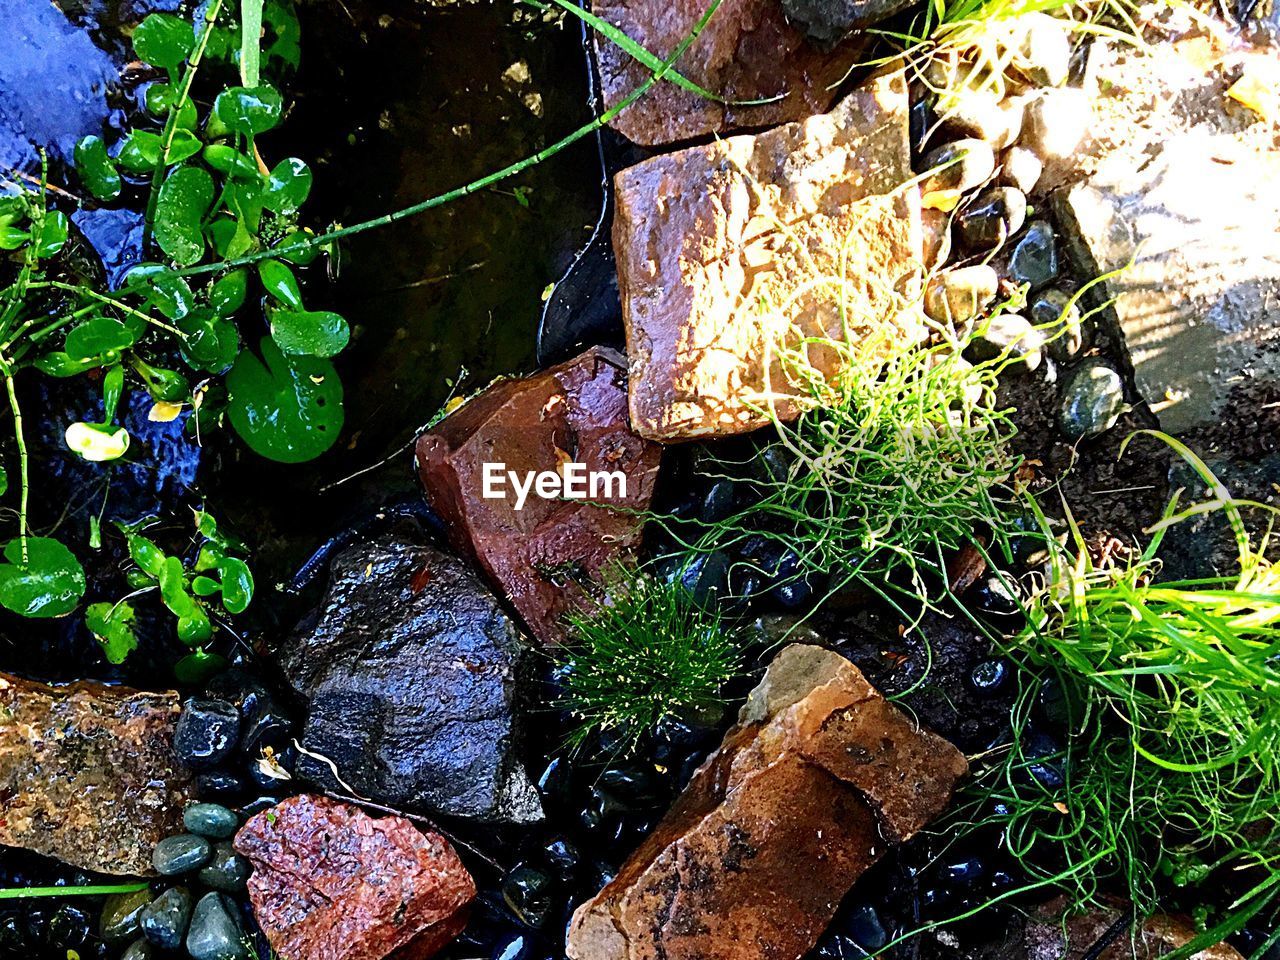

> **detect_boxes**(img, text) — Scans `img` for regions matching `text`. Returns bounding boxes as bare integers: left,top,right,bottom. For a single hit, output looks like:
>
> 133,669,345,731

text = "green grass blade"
241,0,264,87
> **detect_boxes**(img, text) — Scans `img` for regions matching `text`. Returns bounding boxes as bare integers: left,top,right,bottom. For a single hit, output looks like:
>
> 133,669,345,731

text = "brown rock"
1025,897,1244,960
416,346,661,645
235,794,475,960
0,673,191,876
614,68,924,441
566,644,968,960
592,0,864,146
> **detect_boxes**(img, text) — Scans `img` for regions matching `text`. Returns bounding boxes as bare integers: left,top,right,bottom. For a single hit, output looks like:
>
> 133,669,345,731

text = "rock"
1001,145,1043,193
615,68,924,441
1009,220,1059,290
1010,13,1072,87
1053,39,1280,435
185,893,248,960
781,0,916,46
924,266,999,324
921,138,997,195
969,313,1043,370
957,186,1027,251
0,673,192,875
589,0,863,145
939,91,1023,149
1020,87,1089,159
1025,896,1244,959
100,890,152,945
198,842,252,893
1058,361,1125,440
153,834,212,876
122,938,152,960
565,644,968,960
184,803,239,840
501,864,554,928
140,887,193,950
234,794,475,960
1030,288,1085,359
174,699,241,769
279,534,542,824
921,207,951,270
416,346,660,645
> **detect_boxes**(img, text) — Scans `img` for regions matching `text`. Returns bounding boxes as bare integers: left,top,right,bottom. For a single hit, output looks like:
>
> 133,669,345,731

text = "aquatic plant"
557,571,741,753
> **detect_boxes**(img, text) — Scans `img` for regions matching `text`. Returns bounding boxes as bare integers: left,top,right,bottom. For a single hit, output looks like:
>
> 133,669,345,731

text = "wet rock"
1030,288,1085,359
501,864,554,928
194,772,245,802
939,91,1023,149
235,794,475,960
1020,87,1089,160
184,803,239,840
122,938,152,960
0,673,192,875
969,658,1011,695
279,534,541,823
140,887,193,951
781,0,917,47
924,266,999,324
969,313,1043,370
566,644,968,960
1010,13,1072,87
100,890,152,945
1025,896,1245,959
417,346,660,645
185,893,248,960
1058,361,1126,440
174,699,241,769
921,138,996,195
1009,220,1059,290
198,843,252,893
615,69,923,441
1054,40,1280,434
152,834,211,876
957,186,1027,251
1001,145,1043,194
590,0,863,145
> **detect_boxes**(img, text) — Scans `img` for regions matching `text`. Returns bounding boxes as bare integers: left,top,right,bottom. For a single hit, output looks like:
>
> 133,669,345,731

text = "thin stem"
24,281,184,339
0,883,149,900
3,370,30,560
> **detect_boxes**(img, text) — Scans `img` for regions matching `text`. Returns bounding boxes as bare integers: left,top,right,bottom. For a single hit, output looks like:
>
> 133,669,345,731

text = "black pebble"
47,904,91,950
543,838,580,874
501,864,554,928
174,699,241,769
194,771,245,801
968,658,1011,695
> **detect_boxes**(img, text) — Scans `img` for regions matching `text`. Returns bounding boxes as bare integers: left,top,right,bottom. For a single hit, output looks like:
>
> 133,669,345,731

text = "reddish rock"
0,673,192,876
1025,897,1244,959
416,346,661,645
591,0,864,146
234,794,475,960
614,68,924,441
566,644,968,960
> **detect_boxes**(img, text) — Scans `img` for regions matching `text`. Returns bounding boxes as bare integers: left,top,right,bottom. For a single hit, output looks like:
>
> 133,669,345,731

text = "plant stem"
2,370,30,561
0,883,149,900
24,281,184,339
159,0,724,282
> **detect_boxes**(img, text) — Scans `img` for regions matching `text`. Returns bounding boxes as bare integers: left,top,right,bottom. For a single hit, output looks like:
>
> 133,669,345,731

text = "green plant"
0,882,149,900
556,572,741,753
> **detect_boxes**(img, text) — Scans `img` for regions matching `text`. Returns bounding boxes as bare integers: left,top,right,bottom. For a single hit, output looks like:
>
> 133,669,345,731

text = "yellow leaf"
923,189,961,212
148,401,184,422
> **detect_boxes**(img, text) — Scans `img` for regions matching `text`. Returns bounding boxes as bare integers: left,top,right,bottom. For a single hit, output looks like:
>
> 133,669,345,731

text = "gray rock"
957,187,1027,252
183,803,238,840
939,91,1023,149
780,0,917,46
140,886,193,951
185,893,248,960
1009,220,1059,290
280,534,542,824
197,842,251,893
968,314,1043,370
1010,13,1072,87
121,939,152,960
1058,361,1126,440
99,889,151,944
924,266,999,324
1000,146,1043,194
921,138,996,195
1020,88,1089,159
152,834,211,876
1030,288,1085,359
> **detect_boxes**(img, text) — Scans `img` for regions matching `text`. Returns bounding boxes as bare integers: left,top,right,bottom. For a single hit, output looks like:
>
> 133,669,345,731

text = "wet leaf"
178,310,240,372
217,557,253,613
175,648,228,684
0,226,29,251
133,13,195,70
102,364,125,421
0,537,86,618
65,317,138,363
149,400,185,422
274,230,320,265
126,533,166,577
258,259,302,308
65,422,131,462
209,269,248,317
263,158,311,214
128,265,195,320
206,216,255,260
192,574,221,596
203,144,261,180
155,166,214,266
134,358,190,402
34,211,68,258
86,601,138,664
0,467,7,497
116,131,164,172
74,136,122,201
212,85,283,136
226,337,343,462
269,308,348,358
35,352,99,378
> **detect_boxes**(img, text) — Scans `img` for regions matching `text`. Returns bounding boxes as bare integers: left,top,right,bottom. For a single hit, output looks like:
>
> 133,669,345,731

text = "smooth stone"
1009,220,1060,290
968,313,1043,370
1020,88,1089,159
99,888,152,944
1012,13,1071,86
921,138,996,195
193,772,245,801
186,893,249,960
48,904,91,949
197,842,252,893
969,658,1011,695
845,902,888,951
174,699,240,769
183,803,239,840
923,266,999,324
152,834,211,876
973,575,1021,620
938,90,1023,149
501,864,553,928
676,550,731,605
139,886,193,951
1000,145,1043,193
544,838,580,873
698,480,736,525
1058,361,1125,440
1030,288,1085,359
957,186,1027,251
122,937,152,960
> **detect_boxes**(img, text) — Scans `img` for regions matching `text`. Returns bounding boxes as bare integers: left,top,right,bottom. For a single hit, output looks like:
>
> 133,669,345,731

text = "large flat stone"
565,644,967,960
0,674,192,875
416,346,661,645
591,0,864,146
614,68,924,441
1025,896,1244,959
1053,38,1280,435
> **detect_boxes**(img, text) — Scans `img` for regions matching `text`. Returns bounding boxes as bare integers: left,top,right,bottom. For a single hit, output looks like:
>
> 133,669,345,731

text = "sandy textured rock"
591,0,864,145
565,644,967,960
416,346,660,644
1025,896,1244,959
235,794,475,960
614,68,923,441
0,673,192,875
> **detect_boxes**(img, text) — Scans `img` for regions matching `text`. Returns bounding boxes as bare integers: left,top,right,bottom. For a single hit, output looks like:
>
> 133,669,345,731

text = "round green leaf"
275,230,321,265
155,166,214,266
34,211,68,259
65,316,138,363
209,269,248,317
203,144,261,180
128,265,196,321
216,557,253,614
227,337,343,462
66,422,131,462
74,136,122,202
115,130,163,173
178,310,239,372
269,309,349,358
264,158,311,214
0,537,86,618
133,13,195,70
212,85,283,136
35,351,99,378
86,601,138,664
191,575,221,597
133,359,189,403
258,259,302,308
174,649,228,684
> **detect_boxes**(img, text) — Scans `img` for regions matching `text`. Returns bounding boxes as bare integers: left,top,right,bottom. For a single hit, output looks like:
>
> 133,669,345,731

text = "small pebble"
1009,220,1059,290
968,313,1043,370
492,933,534,960
676,550,730,605
1020,88,1089,159
198,842,252,893
957,186,1027,252
1030,288,1084,359
920,138,996,195
48,904,91,949
536,757,572,807
973,575,1021,620
969,658,1011,695
186,893,249,960
122,937,153,960
943,856,987,885
1012,13,1071,86
174,699,241,769
923,266,999,324
844,902,888,951
140,886,193,950
1000,145,1043,194
152,834,212,876
99,888,152,944
698,479,736,524
502,864,554,928
194,771,245,801
1058,361,1125,440
184,803,239,840
543,837,581,873
939,90,1022,149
